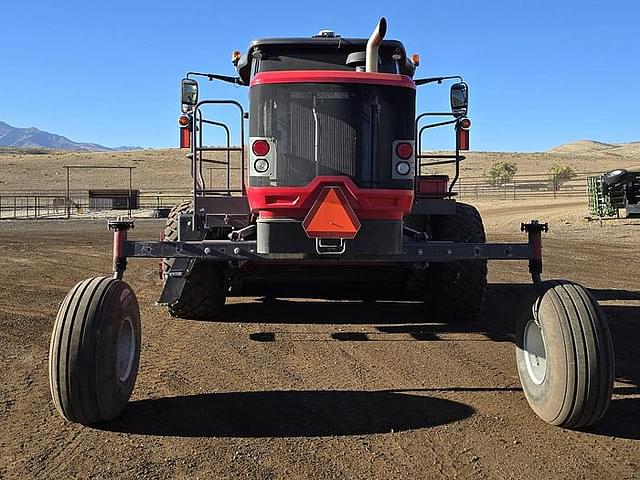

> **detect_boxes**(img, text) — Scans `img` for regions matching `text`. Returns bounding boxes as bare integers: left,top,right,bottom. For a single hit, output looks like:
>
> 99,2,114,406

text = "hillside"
0,121,140,152
0,147,637,193
549,139,640,157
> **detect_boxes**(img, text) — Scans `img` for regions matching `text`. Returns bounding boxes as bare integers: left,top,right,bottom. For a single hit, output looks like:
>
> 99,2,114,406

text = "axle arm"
123,239,533,263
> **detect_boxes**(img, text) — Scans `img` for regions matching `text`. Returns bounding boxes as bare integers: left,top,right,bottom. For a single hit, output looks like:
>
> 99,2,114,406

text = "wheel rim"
116,316,136,382
523,319,547,385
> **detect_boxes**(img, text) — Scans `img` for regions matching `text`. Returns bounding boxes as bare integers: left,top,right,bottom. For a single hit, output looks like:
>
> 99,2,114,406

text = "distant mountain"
0,121,141,152
549,140,640,157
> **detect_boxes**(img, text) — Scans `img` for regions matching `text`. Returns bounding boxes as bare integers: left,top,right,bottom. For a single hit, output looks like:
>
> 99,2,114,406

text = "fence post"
66,167,71,219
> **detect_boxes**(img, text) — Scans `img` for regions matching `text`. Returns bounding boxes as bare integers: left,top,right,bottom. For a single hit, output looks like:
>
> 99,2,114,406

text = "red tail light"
252,139,270,156
457,128,469,151
395,142,413,159
180,126,191,149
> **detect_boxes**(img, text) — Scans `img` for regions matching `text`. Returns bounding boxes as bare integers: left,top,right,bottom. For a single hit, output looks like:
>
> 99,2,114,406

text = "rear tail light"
395,142,413,160
180,127,191,149
252,139,270,157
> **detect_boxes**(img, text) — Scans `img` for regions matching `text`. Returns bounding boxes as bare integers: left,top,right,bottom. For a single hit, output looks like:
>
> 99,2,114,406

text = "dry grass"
0,143,637,193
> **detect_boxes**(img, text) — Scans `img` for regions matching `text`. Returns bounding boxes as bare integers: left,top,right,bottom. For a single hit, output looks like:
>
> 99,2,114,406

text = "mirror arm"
415,75,463,86
186,71,243,85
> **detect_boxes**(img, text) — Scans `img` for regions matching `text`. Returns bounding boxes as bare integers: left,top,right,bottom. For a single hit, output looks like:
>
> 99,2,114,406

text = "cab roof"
235,37,415,85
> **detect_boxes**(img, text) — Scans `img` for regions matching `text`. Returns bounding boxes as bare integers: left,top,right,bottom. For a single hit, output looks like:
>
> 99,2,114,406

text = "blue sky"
1,0,638,151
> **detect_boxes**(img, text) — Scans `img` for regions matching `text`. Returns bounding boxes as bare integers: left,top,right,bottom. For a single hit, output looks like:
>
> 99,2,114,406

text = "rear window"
256,51,399,75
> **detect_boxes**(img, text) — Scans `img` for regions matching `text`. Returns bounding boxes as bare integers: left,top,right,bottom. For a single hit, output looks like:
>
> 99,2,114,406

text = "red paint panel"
180,127,191,149
247,176,414,220
250,70,416,90
416,175,449,197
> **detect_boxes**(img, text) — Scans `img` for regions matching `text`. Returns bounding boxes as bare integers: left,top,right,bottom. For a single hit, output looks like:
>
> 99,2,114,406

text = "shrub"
484,160,518,186
548,164,576,190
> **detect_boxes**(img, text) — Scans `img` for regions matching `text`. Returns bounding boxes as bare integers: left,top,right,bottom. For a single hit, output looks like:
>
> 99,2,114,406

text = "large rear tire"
166,261,227,320
427,202,488,322
162,201,227,320
161,200,191,279
49,277,141,424
516,281,614,428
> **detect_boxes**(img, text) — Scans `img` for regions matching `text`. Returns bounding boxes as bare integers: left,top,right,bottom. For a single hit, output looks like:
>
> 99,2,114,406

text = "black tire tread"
554,281,614,428
166,261,226,320
429,203,488,322
49,277,140,424
518,280,614,429
161,200,192,277
162,201,226,320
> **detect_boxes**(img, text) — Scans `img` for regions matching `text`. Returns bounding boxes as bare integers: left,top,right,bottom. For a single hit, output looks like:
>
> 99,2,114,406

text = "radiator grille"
249,82,415,188
282,101,356,184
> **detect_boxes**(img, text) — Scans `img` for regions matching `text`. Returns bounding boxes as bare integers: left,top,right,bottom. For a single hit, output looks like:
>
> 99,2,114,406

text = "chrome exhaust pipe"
366,17,387,73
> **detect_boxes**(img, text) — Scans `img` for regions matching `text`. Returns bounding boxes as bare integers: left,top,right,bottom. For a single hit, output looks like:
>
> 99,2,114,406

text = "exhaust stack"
366,17,387,73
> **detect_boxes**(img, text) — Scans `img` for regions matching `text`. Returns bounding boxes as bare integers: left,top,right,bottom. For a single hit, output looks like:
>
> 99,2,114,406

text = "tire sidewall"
516,287,571,425
93,280,141,420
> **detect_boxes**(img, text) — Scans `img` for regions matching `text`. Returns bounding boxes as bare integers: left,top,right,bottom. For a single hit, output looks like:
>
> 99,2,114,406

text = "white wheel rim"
116,316,136,383
523,319,547,385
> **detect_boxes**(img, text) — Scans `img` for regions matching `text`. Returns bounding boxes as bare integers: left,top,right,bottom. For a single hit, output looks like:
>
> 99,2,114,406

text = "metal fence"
0,191,190,220
454,173,591,201
0,173,595,220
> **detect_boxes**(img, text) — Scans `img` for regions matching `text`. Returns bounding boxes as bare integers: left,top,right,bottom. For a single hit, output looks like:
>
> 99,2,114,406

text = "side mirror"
181,78,199,112
450,82,468,117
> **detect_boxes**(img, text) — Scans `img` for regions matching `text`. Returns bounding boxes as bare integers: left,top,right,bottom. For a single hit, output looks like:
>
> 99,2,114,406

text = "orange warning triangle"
302,187,361,239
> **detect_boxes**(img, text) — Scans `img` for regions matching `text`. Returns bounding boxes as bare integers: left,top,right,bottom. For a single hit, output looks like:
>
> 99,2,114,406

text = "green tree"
484,160,518,186
548,163,576,191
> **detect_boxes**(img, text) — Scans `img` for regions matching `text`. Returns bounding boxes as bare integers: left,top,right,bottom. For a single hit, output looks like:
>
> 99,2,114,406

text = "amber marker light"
458,118,472,130
411,53,420,67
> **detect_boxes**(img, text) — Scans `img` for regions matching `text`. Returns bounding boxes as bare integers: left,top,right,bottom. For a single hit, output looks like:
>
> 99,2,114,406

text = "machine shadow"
98,390,474,438
586,288,640,439
220,282,529,333
586,397,640,440
154,284,639,439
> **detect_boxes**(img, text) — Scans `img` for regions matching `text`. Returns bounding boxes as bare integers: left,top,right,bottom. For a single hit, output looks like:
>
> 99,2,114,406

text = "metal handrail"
191,100,246,213
414,112,463,193
201,118,232,191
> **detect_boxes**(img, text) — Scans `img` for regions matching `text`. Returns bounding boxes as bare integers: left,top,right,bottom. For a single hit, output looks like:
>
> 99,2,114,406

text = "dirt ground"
0,200,638,479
